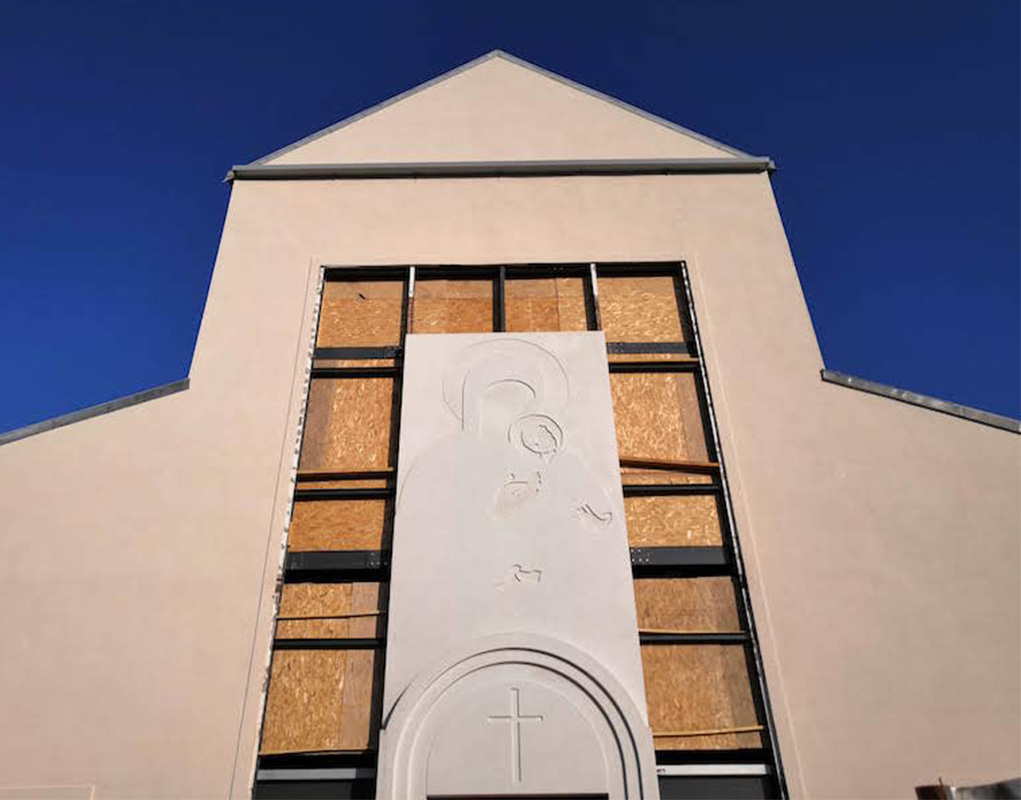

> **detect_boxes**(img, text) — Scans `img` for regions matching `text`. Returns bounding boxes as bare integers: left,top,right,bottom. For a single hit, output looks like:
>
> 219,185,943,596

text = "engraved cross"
486,687,544,785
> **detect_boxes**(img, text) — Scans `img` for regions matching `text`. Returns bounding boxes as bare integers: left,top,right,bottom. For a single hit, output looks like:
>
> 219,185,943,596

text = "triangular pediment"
256,51,751,165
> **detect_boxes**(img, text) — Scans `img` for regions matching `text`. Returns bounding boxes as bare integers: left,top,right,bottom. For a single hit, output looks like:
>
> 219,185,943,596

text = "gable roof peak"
251,49,760,166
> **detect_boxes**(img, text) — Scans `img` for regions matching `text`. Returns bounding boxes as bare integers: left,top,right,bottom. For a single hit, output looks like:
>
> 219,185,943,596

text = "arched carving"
377,634,659,799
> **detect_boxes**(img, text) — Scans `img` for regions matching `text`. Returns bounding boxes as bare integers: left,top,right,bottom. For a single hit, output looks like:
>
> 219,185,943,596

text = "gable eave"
247,49,760,166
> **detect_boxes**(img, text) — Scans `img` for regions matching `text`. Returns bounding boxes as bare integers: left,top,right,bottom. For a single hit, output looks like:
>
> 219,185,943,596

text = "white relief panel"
378,332,657,799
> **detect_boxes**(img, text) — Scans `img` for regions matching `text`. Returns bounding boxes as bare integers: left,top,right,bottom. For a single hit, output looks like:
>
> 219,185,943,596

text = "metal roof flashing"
821,369,1020,434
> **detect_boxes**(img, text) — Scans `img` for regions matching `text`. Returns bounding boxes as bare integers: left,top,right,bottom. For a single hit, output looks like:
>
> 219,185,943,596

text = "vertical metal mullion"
495,265,506,332
679,260,788,797
252,265,330,787
672,261,699,358
589,263,602,330
400,265,412,334
372,266,412,791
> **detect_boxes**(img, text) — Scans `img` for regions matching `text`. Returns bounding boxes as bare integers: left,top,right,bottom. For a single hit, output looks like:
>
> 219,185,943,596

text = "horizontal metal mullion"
606,341,690,355
654,748,771,766
641,632,749,645
413,266,500,280
503,263,590,278
295,469,393,482
323,266,408,281
314,346,400,360
293,487,391,501
273,638,383,650
657,763,770,777
310,366,398,379
631,546,729,570
257,767,377,782
285,550,390,581
623,483,722,497
257,752,377,770
608,360,700,373
594,262,683,277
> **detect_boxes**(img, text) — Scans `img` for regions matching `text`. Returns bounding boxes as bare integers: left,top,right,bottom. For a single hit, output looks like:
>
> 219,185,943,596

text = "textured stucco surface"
264,54,738,165
0,171,1017,799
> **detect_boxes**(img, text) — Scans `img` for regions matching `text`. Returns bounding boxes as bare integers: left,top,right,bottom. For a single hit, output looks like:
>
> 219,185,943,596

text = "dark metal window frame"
256,261,786,799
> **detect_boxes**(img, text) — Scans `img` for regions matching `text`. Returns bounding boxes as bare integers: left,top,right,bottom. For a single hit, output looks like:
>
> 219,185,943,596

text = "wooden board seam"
277,611,384,621
652,725,764,738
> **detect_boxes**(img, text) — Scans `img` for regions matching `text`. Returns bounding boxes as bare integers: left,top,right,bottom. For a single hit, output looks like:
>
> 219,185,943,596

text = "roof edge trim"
226,157,775,182
489,50,757,160
0,377,191,447
248,49,759,166
820,369,1019,434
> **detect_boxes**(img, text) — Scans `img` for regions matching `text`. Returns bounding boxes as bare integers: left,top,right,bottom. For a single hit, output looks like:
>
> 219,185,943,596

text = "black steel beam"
273,638,383,650
285,550,390,582
623,483,723,497
310,366,398,379
608,360,699,373
607,341,690,355
323,266,407,281
293,487,391,501
640,632,749,645
314,346,401,360
630,546,729,570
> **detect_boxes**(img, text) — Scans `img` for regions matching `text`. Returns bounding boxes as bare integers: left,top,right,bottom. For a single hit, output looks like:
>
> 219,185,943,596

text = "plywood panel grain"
259,649,381,754
313,358,396,369
277,583,383,639
295,478,390,491
598,275,684,343
621,467,714,486
317,280,404,348
624,495,721,547
634,578,741,632
412,279,493,333
641,644,762,750
260,650,347,754
288,500,387,551
505,277,588,332
610,372,708,462
299,378,393,471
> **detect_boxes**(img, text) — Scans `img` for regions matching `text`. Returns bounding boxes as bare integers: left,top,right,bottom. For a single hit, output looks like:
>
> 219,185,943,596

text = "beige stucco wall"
264,54,738,165
0,173,1017,799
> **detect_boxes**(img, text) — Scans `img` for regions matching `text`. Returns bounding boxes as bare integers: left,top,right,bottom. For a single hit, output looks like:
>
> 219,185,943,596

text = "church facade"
0,51,1018,800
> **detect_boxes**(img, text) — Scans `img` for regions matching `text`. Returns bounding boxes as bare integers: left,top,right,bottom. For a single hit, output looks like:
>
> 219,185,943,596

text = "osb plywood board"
610,372,708,462
624,495,721,547
260,650,346,753
412,279,493,334
505,277,588,332
607,352,692,362
277,583,384,639
288,500,386,551
260,649,380,754
598,275,684,343
299,378,393,471
295,478,390,490
317,281,404,348
641,644,762,750
313,358,395,369
621,467,714,486
633,578,740,632
337,650,379,750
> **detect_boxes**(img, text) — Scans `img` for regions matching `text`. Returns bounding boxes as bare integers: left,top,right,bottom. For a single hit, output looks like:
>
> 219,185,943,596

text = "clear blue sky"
1,0,1018,432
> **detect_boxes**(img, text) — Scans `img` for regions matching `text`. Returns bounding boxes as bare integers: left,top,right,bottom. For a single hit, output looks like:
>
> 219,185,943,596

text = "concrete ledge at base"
821,369,1020,434
0,377,190,447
